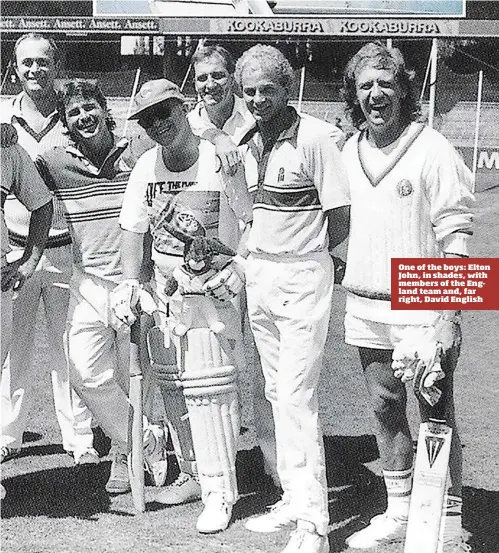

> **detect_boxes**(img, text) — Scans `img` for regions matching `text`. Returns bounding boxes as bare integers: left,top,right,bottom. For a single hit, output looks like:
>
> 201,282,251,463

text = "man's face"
15,38,58,97
194,54,233,108
137,100,188,147
355,63,405,138
64,95,109,144
240,65,288,123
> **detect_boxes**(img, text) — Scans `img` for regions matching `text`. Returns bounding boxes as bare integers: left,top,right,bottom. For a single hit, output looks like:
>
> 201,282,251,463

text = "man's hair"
13,33,62,66
234,44,294,91
342,41,421,130
57,80,116,133
192,45,235,75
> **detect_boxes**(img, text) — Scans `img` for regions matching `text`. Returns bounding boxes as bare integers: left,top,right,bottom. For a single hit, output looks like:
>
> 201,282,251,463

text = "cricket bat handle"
128,316,146,512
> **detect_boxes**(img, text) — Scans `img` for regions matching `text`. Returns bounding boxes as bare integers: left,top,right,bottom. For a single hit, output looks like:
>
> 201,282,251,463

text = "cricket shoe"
0,446,21,463
143,424,168,487
196,493,232,534
155,472,202,505
345,513,407,549
75,447,100,465
105,452,131,494
281,527,329,553
245,499,296,533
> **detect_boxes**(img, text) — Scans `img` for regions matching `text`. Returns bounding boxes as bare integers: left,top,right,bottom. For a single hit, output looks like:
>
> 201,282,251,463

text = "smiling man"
340,42,473,552
236,45,350,553
34,79,168,495
0,33,94,467
114,78,252,533
187,44,278,486
188,45,255,174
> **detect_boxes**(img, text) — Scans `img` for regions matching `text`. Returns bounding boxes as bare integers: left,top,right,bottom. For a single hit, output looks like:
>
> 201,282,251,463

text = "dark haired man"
340,42,473,552
35,80,167,495
0,33,94,466
188,44,279,486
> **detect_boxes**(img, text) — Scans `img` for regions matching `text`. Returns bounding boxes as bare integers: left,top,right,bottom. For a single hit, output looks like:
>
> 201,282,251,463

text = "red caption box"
391,258,499,310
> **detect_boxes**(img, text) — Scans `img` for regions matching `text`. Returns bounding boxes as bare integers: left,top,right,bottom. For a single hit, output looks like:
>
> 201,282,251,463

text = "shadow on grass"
233,432,385,550
2,462,112,519
464,486,499,553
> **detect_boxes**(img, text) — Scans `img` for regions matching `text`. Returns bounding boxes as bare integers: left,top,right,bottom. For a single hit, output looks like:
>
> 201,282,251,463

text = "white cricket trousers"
65,269,130,456
245,251,334,537
1,246,93,453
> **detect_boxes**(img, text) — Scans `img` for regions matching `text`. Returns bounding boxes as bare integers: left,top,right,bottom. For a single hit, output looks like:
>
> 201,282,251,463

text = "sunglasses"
137,102,174,129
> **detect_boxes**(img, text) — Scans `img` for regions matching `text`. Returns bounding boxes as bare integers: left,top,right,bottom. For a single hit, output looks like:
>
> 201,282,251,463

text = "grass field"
1,187,498,553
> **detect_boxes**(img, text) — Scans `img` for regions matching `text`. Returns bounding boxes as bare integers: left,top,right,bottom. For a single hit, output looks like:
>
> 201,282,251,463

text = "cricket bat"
404,419,452,553
128,316,145,513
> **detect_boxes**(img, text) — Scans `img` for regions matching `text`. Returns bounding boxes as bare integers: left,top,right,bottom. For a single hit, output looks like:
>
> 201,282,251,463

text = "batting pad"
147,326,197,475
180,327,240,505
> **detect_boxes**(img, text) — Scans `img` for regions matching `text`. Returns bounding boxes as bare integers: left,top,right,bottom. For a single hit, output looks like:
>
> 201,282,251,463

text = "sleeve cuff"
442,232,469,257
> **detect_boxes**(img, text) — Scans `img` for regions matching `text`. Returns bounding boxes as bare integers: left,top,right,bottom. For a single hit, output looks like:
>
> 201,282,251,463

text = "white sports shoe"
245,499,296,533
345,513,407,549
143,424,168,487
196,493,232,534
281,528,329,553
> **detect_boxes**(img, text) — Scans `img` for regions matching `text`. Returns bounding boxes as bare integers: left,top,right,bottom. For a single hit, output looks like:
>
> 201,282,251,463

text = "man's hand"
202,256,246,301
214,133,242,176
1,258,35,292
110,279,141,326
0,123,18,148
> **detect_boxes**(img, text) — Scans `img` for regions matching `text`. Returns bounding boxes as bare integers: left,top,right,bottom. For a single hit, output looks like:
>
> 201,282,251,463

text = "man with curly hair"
340,42,473,552
236,45,350,553
35,80,168,495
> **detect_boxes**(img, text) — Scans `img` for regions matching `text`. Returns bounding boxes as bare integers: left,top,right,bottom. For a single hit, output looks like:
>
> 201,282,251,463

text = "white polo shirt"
188,94,255,146
1,94,70,249
242,108,350,257
1,144,52,265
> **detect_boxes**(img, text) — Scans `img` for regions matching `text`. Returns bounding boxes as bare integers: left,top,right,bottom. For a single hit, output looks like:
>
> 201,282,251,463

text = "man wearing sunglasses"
113,79,253,534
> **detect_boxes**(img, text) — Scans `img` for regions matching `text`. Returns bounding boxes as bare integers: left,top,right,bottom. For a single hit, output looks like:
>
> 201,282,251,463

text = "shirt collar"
65,135,130,175
12,92,59,123
240,106,300,146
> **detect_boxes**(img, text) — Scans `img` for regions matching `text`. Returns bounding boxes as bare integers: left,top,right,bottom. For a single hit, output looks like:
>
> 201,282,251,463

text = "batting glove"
202,255,246,301
110,279,141,327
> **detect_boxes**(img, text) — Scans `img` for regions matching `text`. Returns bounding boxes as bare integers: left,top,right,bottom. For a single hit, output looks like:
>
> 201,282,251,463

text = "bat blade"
404,419,452,553
128,317,145,513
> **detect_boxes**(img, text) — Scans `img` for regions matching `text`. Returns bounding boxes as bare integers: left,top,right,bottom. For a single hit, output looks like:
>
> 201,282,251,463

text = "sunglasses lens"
138,104,172,129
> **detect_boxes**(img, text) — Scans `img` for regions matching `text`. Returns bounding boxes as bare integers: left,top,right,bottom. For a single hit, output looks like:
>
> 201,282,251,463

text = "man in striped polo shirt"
35,80,167,495
236,45,350,553
0,33,94,464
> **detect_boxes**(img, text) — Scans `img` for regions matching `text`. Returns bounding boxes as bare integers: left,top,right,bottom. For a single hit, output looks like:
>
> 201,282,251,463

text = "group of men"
1,33,473,553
